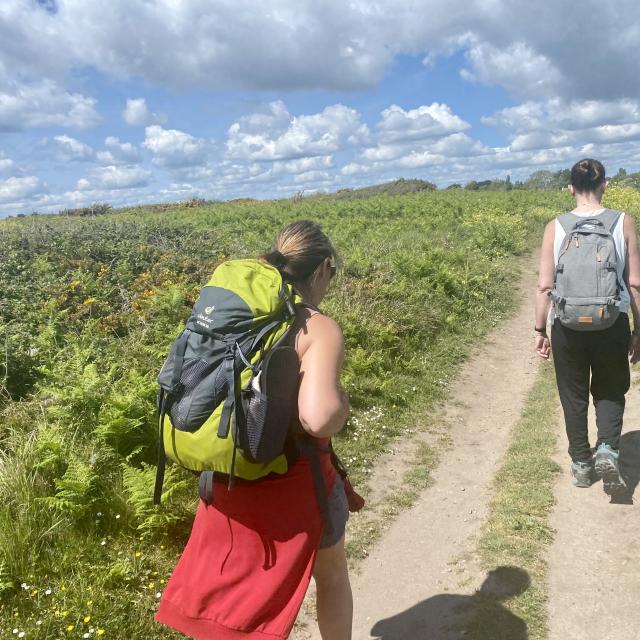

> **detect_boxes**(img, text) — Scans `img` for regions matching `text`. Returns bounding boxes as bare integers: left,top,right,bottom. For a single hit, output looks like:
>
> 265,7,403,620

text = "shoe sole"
594,457,627,495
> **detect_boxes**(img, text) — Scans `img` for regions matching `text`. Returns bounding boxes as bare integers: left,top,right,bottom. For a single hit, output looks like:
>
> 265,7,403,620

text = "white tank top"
553,208,629,312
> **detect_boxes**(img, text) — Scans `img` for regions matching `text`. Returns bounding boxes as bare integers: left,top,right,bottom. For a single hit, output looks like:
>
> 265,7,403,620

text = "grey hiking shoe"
594,443,627,496
570,459,595,488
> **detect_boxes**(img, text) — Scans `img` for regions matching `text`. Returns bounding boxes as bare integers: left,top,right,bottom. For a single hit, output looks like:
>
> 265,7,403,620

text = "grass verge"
462,363,561,640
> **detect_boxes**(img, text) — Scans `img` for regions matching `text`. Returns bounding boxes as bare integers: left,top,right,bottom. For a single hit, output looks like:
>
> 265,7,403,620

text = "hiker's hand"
629,333,640,364
535,333,551,360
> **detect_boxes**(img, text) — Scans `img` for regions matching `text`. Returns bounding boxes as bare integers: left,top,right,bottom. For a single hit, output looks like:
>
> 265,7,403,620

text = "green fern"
96,369,157,462
122,463,194,535
39,455,101,519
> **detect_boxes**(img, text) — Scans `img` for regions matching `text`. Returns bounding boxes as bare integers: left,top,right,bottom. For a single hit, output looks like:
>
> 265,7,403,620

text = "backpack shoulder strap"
598,209,623,234
557,212,581,235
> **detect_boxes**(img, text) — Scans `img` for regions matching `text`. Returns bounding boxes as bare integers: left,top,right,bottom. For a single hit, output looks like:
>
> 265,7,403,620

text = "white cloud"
5,183,160,217
50,135,95,161
0,0,639,104
226,101,369,161
123,98,166,126
0,79,100,131
356,99,488,169
292,170,332,184
272,156,334,175
340,162,368,177
484,98,640,152
375,103,470,143
0,176,44,204
143,125,208,167
5,1,640,101
485,99,640,134
460,41,562,100
96,136,142,165
348,132,490,175
82,165,153,190
0,154,14,176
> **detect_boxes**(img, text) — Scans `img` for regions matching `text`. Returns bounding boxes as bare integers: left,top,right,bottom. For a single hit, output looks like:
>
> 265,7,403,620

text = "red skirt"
156,454,336,639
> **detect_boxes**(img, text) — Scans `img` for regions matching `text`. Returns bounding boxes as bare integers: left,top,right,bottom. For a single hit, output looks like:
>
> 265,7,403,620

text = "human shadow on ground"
370,566,529,639
611,430,640,505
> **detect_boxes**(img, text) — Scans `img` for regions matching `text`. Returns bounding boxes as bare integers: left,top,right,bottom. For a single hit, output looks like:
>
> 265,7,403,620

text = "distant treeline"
453,167,640,193
10,168,640,219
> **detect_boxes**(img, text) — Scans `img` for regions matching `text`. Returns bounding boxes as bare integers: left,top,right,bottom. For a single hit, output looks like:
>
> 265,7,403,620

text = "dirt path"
294,254,541,639
547,373,640,640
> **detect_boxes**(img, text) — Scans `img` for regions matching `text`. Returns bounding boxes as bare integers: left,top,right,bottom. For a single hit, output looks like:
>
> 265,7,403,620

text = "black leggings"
551,313,630,462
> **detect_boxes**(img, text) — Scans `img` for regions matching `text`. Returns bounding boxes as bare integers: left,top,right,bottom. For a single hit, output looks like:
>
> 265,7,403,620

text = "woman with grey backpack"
534,158,640,496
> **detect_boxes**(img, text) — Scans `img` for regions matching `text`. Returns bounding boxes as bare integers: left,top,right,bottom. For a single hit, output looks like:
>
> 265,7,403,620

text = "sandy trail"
547,373,640,640
295,255,540,639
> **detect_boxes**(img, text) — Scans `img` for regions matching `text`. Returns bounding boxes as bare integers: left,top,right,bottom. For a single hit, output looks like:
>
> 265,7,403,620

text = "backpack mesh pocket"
241,389,294,462
169,358,223,431
238,346,300,463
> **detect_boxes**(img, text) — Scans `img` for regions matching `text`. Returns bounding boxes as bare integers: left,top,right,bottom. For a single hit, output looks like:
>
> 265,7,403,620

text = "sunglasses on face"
310,256,337,281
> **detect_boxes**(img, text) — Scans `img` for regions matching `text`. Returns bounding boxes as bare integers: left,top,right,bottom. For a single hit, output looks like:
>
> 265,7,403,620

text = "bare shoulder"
544,219,556,235
540,219,555,248
297,309,344,356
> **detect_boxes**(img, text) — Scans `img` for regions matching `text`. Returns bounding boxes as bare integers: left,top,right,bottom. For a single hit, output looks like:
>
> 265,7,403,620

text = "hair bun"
267,249,288,269
570,158,605,193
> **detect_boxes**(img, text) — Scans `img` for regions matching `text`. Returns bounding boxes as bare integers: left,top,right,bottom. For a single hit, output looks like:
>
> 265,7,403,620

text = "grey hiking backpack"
550,209,623,331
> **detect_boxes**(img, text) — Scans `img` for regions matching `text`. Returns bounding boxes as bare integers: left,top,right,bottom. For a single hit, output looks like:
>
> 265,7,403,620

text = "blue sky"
1,0,640,217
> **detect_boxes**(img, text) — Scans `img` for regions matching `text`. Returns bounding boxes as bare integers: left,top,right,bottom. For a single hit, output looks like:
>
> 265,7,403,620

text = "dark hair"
263,220,337,284
570,158,606,193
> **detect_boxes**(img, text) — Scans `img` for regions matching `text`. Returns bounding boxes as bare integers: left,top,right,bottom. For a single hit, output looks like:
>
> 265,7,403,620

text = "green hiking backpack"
153,259,307,505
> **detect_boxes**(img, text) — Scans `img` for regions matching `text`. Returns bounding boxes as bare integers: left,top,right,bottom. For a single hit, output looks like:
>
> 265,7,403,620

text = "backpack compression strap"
153,389,168,505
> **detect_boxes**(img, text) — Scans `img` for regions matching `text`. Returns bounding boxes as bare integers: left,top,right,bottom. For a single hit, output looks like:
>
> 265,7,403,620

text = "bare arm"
534,220,555,359
297,314,350,437
623,214,640,363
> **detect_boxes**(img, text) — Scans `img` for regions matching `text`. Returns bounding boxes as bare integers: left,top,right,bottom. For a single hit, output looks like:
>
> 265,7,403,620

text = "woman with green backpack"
156,220,359,639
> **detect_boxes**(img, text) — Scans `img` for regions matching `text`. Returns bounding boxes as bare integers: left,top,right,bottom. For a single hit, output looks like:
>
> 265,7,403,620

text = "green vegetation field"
2,186,636,639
